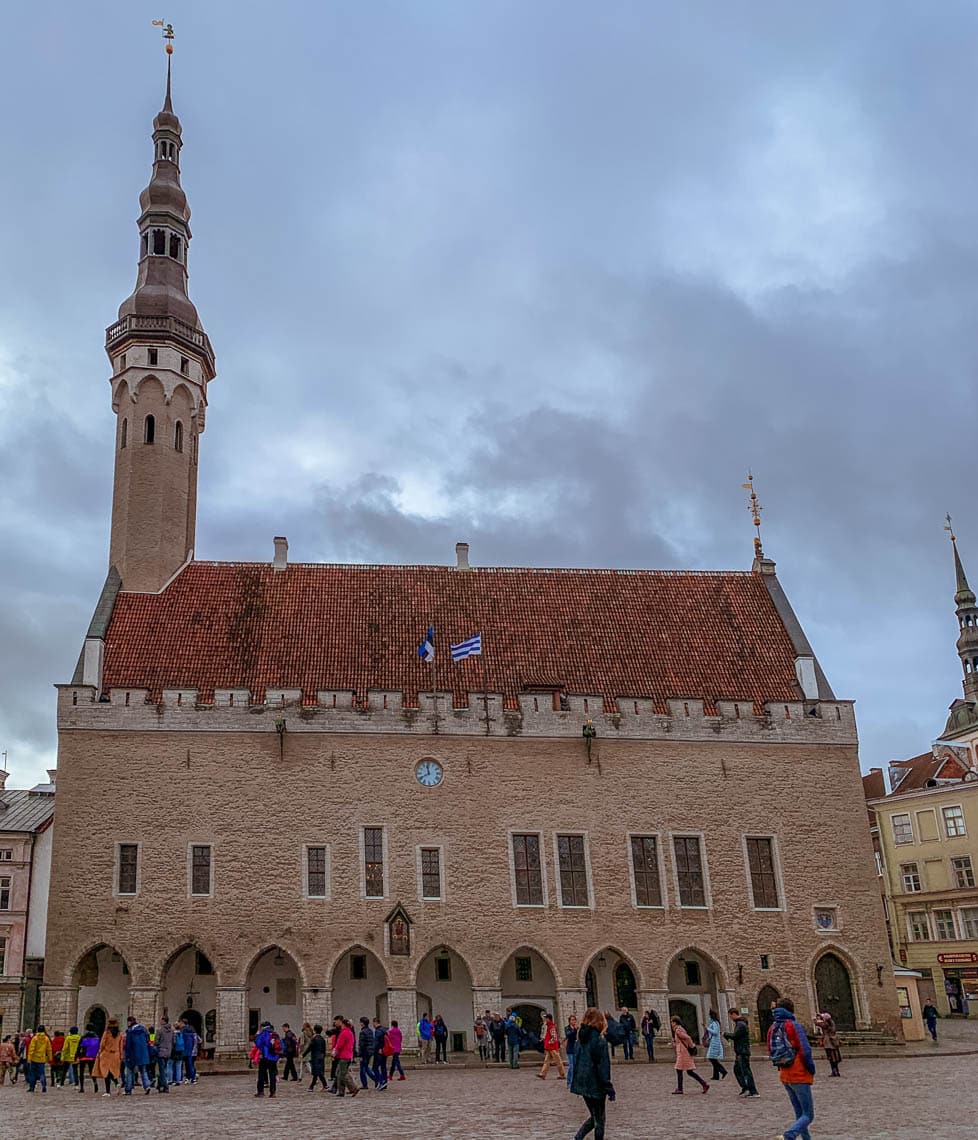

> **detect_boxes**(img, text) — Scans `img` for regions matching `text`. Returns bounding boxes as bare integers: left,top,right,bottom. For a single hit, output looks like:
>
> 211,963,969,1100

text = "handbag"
701,1028,711,1048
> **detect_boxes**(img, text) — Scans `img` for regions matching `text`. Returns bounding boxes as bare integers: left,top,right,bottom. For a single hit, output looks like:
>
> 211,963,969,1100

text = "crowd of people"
0,1015,201,1095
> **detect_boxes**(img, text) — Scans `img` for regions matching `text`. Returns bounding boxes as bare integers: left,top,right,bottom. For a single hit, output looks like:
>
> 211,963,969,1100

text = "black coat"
570,1025,614,1100
724,1018,751,1057
304,1033,327,1062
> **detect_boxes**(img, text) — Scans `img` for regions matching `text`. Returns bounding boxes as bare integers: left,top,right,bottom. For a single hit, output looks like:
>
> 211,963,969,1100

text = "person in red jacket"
767,998,816,1140
537,1013,566,1080
330,1016,359,1098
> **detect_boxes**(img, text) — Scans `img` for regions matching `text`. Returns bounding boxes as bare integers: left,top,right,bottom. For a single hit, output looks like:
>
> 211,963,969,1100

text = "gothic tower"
951,533,978,701
104,58,215,592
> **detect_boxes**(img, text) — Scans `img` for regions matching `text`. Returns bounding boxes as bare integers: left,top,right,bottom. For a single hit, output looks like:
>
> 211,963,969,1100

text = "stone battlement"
57,684,857,744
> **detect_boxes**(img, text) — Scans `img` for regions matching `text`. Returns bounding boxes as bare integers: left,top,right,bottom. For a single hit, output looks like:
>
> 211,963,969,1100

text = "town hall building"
40,61,897,1055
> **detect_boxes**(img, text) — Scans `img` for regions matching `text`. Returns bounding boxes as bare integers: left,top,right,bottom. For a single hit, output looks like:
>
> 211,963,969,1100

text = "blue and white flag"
450,633,482,662
417,626,435,663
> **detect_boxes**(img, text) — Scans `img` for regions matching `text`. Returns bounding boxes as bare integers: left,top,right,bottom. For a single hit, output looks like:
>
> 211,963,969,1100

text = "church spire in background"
945,515,978,707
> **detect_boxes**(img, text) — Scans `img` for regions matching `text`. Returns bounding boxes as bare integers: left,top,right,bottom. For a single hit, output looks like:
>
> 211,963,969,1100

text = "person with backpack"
254,1020,282,1098
618,1007,636,1061
281,1022,300,1081
432,1014,449,1063
303,1022,328,1090
386,1018,406,1081
474,1013,490,1062
640,1009,660,1062
670,1015,708,1094
723,1007,758,1096
537,1012,566,1080
505,1009,522,1069
767,998,815,1140
705,1008,728,1080
569,1007,616,1140
921,1001,939,1042
417,1013,434,1064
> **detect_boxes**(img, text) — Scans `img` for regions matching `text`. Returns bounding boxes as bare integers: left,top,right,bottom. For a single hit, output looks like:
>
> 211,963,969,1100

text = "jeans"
27,1061,47,1092
256,1059,277,1096
783,1081,815,1140
435,1036,447,1062
169,1057,184,1084
643,1033,655,1060
389,1053,405,1078
566,1053,574,1089
184,1055,197,1082
508,1040,520,1068
926,1017,938,1041
124,1063,150,1093
733,1055,757,1094
156,1058,169,1091
575,1094,607,1140
622,1034,634,1061
359,1057,373,1087
372,1053,388,1084
493,1036,505,1062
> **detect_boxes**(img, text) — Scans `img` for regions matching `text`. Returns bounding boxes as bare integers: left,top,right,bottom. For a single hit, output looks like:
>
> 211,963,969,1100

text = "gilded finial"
945,512,956,543
741,471,764,558
152,19,175,54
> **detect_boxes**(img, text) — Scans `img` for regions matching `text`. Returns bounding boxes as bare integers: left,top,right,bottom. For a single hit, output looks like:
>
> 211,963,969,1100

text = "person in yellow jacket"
26,1025,53,1093
60,1026,82,1087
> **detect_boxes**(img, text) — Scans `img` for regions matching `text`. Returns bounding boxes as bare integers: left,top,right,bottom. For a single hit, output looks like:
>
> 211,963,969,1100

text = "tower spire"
944,515,978,711
742,471,764,560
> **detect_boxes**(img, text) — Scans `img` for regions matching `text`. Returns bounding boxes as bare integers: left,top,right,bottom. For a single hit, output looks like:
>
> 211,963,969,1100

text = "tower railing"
105,313,215,367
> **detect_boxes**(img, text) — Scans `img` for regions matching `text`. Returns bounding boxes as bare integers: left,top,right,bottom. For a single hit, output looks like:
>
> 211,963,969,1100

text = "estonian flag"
450,633,482,662
417,626,435,663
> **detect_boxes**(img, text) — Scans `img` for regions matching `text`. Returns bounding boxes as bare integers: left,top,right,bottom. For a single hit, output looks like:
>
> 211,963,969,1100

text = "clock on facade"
415,759,444,787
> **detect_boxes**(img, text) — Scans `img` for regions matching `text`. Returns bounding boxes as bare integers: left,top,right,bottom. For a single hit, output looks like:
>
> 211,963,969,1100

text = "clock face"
415,759,444,787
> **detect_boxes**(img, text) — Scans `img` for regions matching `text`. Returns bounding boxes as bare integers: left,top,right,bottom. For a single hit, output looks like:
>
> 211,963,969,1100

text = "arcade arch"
331,946,388,1024
246,946,302,1039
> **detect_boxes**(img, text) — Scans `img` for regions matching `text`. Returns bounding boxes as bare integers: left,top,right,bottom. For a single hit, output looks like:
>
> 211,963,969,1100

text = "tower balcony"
105,313,215,377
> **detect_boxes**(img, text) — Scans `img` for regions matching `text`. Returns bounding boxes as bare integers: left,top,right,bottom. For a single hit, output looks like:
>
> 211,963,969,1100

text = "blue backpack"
768,1020,797,1068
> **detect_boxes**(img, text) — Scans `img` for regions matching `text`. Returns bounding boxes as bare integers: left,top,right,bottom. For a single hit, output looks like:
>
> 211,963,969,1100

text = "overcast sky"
1,1,975,787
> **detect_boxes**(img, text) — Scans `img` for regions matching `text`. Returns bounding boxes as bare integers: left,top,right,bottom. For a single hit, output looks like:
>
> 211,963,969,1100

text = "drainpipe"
19,833,35,1032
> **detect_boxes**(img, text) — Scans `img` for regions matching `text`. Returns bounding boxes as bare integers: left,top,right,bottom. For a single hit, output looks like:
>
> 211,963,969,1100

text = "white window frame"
114,841,141,898
507,829,548,908
669,831,712,910
0,849,12,861
303,843,331,900
959,906,978,939
359,825,388,901
0,876,11,911
625,832,667,910
933,908,958,941
552,831,594,910
742,834,785,912
187,842,214,898
942,804,968,839
951,854,975,890
416,844,446,902
907,910,931,942
899,862,922,894
890,813,914,845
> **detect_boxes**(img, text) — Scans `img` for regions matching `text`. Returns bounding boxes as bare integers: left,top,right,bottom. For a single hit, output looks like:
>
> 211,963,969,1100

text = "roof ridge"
179,560,755,577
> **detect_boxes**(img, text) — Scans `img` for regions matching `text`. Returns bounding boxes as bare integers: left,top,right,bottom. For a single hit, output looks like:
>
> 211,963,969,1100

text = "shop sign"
937,952,978,965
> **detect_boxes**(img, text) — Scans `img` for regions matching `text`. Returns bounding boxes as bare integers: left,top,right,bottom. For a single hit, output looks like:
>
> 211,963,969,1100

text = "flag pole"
481,643,490,737
431,628,440,735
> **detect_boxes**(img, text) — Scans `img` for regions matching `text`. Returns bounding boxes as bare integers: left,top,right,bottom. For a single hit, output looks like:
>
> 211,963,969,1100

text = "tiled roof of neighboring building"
887,749,971,796
862,769,886,801
101,561,805,712
0,789,55,833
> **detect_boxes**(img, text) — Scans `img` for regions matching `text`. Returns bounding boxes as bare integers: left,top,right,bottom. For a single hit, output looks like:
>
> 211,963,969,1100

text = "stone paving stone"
1,1054,976,1139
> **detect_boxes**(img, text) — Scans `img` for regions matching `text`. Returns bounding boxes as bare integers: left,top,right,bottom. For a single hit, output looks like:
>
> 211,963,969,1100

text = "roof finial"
742,470,764,559
946,512,975,604
946,512,956,543
152,19,175,111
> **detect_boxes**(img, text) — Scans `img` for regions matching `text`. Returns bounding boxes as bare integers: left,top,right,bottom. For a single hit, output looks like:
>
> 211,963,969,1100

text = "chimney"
455,542,470,570
0,770,7,792
47,769,57,787
273,536,288,571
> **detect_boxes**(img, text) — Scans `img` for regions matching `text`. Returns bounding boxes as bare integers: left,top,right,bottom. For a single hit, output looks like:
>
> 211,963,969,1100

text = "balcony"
105,314,215,372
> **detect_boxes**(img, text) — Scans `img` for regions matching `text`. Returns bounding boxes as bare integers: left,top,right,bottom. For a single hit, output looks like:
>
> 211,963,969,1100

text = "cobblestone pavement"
1,1052,976,1140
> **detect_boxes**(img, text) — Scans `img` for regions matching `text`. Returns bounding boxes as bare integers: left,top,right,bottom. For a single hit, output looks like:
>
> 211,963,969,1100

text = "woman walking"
570,1007,615,1139
387,1019,406,1081
640,1009,659,1062
815,1011,843,1077
432,1014,449,1064
93,1018,124,1096
671,1016,709,1094
705,1009,727,1081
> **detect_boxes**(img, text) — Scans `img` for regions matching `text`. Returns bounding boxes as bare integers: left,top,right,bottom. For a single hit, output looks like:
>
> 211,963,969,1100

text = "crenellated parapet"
57,684,857,744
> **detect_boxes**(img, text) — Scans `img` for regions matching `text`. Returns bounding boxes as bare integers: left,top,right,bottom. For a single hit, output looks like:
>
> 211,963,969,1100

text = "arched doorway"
666,950,722,1042
501,947,557,1030
83,1004,107,1037
669,998,699,1040
74,945,131,1025
162,946,217,1047
415,947,474,1053
584,949,639,1013
814,953,856,1030
757,984,780,1041
512,1004,545,1039
331,946,388,1025
247,947,302,1039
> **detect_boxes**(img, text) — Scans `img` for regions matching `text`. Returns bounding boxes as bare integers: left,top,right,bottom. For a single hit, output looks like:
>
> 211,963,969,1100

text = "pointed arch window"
152,229,166,255
144,415,155,445
169,234,182,260
121,418,128,449
141,233,149,258
174,421,184,452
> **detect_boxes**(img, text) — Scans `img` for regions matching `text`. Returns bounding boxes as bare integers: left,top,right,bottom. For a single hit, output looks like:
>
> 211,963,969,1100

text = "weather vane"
741,470,764,558
945,512,956,543
152,19,175,54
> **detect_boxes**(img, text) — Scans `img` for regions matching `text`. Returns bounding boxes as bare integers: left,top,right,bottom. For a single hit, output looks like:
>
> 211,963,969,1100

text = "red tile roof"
101,562,803,712
887,750,971,796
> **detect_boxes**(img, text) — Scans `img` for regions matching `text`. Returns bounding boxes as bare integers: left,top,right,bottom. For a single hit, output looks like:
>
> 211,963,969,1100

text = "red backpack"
269,1032,284,1058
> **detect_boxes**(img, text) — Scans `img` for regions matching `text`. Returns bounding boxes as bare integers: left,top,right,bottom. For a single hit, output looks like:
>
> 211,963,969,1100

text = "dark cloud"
1,1,975,784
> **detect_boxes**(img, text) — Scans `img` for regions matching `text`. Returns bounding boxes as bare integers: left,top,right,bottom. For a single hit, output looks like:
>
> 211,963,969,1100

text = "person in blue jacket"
254,1021,281,1098
180,1021,199,1084
505,1009,522,1069
123,1016,152,1094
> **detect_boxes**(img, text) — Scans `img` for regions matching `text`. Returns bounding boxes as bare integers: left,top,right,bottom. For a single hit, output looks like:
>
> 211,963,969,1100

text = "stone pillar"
640,990,670,1026
717,991,737,1032
387,987,418,1051
40,985,79,1033
129,986,161,1026
557,989,588,1030
215,985,247,1056
302,987,331,1031
472,987,503,1056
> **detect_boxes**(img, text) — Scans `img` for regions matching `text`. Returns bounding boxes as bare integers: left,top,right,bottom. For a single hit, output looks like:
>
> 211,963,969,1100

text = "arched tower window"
121,418,128,449
144,415,155,445
141,233,149,258
152,229,166,255
169,234,182,260
174,421,184,452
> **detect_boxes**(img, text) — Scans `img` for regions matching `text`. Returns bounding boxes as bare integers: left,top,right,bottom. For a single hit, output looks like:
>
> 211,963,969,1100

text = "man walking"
331,1015,359,1097
304,1023,328,1090
505,1008,522,1069
372,1017,389,1089
922,1001,939,1042
724,1007,758,1097
619,1007,637,1061
537,1012,566,1080
254,1020,281,1098
26,1025,52,1093
123,1016,152,1095
490,1013,506,1063
154,1017,173,1092
768,998,815,1140
281,1023,299,1081
417,1013,434,1065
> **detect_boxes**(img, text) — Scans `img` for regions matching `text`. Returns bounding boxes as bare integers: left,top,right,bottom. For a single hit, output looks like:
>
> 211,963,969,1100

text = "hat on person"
261,1020,272,1028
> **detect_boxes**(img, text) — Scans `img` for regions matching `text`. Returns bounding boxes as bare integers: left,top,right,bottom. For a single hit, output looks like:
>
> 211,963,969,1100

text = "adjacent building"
40,60,898,1054
867,532,978,1016
0,771,55,1033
